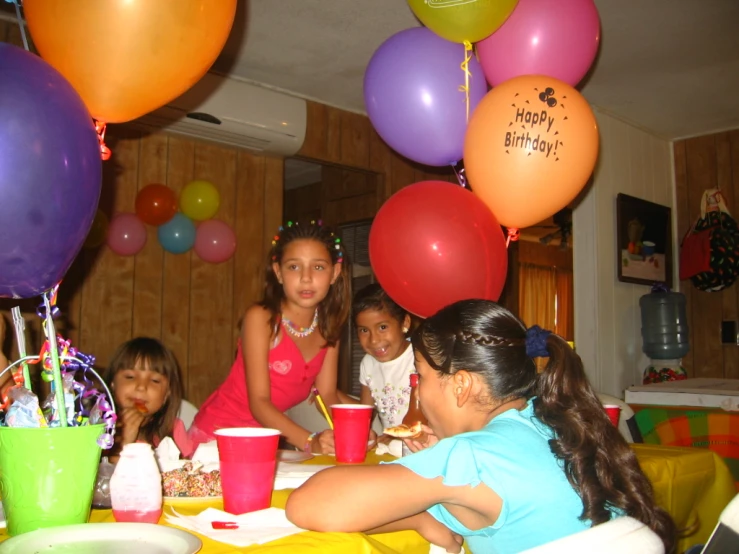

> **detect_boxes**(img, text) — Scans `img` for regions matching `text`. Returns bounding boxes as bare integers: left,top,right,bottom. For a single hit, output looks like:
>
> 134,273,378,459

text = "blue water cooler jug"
639,287,689,383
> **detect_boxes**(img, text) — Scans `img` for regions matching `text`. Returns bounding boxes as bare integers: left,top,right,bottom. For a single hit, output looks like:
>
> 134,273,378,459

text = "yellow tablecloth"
632,443,735,553
0,446,734,553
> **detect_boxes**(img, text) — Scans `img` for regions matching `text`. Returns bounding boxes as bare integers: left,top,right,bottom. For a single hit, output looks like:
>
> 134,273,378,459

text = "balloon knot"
95,120,112,161
506,227,520,247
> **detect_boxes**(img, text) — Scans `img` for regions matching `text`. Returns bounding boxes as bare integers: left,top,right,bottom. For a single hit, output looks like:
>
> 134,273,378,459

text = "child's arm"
359,384,374,406
286,464,497,549
243,305,317,452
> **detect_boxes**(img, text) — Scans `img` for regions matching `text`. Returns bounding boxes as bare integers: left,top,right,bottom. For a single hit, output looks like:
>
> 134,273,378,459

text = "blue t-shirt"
390,399,602,553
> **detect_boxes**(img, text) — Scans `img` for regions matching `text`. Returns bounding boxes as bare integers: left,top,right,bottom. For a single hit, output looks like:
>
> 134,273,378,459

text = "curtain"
555,269,574,340
519,263,557,331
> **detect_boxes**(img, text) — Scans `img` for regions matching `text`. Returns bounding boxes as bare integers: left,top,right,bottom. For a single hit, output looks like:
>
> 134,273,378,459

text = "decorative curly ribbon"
452,163,467,188
0,352,118,449
459,41,473,122
36,282,60,319
95,120,112,161
506,227,520,248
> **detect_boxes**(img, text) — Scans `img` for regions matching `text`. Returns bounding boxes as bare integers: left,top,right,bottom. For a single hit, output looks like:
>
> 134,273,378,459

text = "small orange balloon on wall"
23,0,237,124
464,75,599,229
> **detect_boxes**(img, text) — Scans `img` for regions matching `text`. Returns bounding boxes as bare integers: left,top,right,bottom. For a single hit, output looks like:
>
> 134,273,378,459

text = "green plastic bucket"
0,424,103,536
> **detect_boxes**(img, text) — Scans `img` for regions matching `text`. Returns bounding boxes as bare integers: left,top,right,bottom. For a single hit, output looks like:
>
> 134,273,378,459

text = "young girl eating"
103,337,185,461
354,284,413,429
189,221,354,455
286,300,676,553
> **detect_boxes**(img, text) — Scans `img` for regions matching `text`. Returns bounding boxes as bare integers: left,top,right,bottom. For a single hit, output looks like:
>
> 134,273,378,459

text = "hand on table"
312,429,336,454
404,424,438,453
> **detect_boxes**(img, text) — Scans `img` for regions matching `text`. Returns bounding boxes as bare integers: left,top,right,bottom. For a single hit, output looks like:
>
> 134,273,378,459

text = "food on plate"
383,421,425,439
162,462,221,497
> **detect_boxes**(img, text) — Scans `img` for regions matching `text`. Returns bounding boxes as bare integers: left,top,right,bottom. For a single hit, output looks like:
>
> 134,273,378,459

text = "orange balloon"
23,0,237,124
464,75,599,229
135,184,178,226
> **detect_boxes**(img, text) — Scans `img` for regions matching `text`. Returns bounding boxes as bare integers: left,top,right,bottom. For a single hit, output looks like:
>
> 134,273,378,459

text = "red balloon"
369,181,508,318
135,184,177,226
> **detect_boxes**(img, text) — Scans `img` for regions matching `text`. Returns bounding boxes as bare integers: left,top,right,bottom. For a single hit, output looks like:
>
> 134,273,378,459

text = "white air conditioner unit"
134,72,307,156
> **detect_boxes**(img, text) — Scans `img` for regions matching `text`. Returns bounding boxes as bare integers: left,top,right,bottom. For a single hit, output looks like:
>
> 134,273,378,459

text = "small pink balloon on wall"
107,213,146,256
477,0,601,87
194,220,236,263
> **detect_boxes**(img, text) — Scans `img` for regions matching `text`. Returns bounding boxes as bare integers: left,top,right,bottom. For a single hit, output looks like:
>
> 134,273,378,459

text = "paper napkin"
273,462,333,490
166,506,306,547
375,439,403,458
156,437,220,473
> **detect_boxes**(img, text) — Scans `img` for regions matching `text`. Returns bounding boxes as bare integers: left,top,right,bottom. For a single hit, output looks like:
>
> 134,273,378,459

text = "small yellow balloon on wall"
407,0,520,44
180,180,220,221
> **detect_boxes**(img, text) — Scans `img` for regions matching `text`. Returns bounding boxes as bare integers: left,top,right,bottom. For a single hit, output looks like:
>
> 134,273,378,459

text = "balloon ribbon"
506,227,520,248
459,41,473,122
95,120,112,161
451,164,467,188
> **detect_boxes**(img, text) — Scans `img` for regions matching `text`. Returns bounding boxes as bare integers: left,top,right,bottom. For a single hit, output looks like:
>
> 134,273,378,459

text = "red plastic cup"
331,405,373,463
214,427,280,515
603,405,621,427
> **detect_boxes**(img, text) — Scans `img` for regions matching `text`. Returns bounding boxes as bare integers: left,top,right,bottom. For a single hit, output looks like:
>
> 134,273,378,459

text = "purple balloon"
0,44,102,298
364,28,487,167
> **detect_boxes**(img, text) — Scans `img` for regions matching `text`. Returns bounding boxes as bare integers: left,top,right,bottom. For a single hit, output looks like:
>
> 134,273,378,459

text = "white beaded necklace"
281,310,319,338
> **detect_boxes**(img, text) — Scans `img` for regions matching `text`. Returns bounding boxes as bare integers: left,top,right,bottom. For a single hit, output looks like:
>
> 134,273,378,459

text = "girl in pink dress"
190,221,354,455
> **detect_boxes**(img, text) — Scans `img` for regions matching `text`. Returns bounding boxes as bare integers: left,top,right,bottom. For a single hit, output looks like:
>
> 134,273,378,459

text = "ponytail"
535,336,677,552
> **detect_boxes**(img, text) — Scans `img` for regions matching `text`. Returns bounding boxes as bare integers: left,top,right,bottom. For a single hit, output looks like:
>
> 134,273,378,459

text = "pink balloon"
107,213,146,256
477,0,600,87
194,220,236,263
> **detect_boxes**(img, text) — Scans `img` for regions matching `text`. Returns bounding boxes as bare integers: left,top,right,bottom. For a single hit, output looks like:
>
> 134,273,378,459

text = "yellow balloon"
180,181,220,221
23,0,237,124
407,0,519,43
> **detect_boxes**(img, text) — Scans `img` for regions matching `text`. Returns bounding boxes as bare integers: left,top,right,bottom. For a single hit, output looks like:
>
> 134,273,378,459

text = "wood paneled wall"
0,18,461,403
284,166,382,227
674,130,739,379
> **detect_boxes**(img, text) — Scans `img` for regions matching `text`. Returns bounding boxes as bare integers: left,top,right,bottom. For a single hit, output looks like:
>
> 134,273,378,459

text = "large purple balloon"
364,28,487,167
477,0,601,87
0,44,102,298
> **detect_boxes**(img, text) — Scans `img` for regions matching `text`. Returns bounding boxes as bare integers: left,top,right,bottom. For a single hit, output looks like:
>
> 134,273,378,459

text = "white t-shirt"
359,343,415,429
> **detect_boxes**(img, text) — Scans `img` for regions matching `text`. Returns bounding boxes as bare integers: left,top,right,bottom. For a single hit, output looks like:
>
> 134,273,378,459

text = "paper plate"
277,449,313,463
164,495,222,506
0,523,202,553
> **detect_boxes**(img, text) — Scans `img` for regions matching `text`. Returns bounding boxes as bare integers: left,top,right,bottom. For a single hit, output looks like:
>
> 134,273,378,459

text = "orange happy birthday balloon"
464,75,599,229
23,0,237,124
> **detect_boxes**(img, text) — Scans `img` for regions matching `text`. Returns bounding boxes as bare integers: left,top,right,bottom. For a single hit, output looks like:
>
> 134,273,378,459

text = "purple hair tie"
525,325,551,358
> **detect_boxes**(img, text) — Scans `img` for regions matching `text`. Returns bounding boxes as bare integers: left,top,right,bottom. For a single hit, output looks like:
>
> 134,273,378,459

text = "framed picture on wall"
616,193,673,288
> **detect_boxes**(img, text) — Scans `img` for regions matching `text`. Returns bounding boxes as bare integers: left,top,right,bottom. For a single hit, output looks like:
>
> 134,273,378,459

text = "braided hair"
412,299,676,553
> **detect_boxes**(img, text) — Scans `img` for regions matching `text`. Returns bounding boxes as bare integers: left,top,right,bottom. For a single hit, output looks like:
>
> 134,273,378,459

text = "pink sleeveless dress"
188,331,328,451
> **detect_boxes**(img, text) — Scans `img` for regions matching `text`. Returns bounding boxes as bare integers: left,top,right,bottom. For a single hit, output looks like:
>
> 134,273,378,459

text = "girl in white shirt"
354,284,413,428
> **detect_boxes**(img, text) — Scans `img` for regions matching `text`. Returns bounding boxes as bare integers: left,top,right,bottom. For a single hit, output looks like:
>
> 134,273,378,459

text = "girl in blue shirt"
286,300,676,553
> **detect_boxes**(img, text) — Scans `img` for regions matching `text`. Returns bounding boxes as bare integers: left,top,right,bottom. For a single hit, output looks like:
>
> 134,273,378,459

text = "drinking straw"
43,292,67,427
10,307,31,390
312,387,334,430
